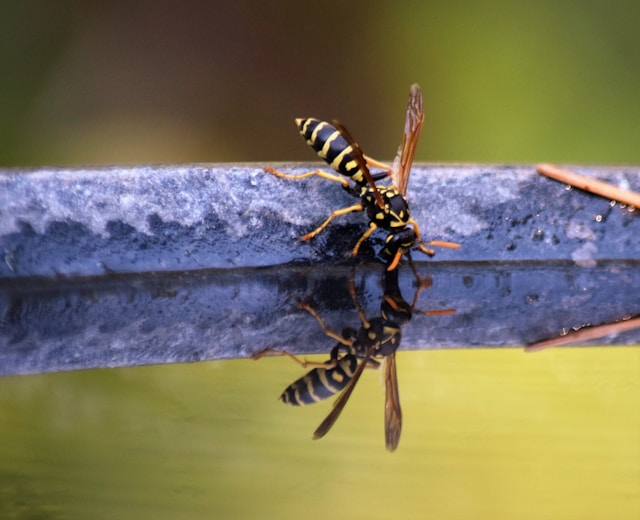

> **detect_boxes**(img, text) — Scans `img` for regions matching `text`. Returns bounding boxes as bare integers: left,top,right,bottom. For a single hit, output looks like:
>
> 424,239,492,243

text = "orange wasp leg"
386,218,461,271
251,348,339,370
364,155,393,172
264,166,349,188
301,203,364,241
298,302,354,347
351,222,379,257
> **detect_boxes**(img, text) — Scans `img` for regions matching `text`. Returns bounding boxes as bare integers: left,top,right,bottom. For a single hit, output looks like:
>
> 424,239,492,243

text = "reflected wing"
333,120,384,209
313,345,375,440
392,84,424,196
383,353,402,451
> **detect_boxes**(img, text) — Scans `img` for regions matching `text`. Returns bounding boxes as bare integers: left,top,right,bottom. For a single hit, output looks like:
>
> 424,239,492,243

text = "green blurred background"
1,1,639,167
1,2,639,519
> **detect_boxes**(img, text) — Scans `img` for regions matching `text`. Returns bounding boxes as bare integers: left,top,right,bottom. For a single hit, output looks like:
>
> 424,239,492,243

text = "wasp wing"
383,353,402,451
392,84,424,197
312,345,375,440
333,120,384,209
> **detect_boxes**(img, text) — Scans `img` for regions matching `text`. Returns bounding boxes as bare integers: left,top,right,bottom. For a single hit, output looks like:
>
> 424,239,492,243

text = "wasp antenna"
426,240,460,250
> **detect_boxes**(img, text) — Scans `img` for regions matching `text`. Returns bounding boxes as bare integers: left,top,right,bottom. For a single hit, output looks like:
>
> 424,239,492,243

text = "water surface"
0,347,638,519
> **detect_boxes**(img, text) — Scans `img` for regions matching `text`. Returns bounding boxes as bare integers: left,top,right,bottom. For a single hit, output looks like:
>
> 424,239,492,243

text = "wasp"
252,268,454,451
253,279,402,451
265,84,459,270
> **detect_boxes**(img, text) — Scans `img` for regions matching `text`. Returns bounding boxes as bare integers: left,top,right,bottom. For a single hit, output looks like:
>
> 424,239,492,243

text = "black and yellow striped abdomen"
296,118,368,186
280,354,358,406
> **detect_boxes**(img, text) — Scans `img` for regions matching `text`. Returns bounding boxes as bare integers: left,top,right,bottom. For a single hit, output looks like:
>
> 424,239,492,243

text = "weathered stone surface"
1,163,638,278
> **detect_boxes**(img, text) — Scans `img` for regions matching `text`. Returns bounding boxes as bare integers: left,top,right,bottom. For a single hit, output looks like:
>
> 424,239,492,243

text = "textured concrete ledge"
1,163,638,278
0,163,638,375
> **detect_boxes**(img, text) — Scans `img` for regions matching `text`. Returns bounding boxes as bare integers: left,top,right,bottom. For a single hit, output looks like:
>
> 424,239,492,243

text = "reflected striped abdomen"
280,355,358,406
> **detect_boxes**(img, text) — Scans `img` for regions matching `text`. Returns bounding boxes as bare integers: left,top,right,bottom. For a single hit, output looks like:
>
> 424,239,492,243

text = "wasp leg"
298,302,354,346
264,166,349,188
406,218,424,243
347,269,371,329
417,244,436,256
363,155,392,172
301,203,364,241
406,218,437,259
387,244,431,272
386,250,405,271
408,217,461,253
251,348,336,369
351,222,378,257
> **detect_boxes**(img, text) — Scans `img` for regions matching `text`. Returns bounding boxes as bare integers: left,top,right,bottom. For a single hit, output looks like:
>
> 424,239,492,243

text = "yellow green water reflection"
0,347,638,519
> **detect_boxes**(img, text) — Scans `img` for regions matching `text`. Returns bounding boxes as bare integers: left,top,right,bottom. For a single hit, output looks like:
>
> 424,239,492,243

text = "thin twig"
525,316,640,352
537,164,640,208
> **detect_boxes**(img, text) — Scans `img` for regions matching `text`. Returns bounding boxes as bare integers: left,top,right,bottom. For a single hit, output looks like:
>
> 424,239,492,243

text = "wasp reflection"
253,267,454,452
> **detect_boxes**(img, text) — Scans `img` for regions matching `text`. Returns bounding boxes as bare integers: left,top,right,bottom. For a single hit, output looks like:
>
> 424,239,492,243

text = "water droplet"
531,229,545,241
526,294,540,304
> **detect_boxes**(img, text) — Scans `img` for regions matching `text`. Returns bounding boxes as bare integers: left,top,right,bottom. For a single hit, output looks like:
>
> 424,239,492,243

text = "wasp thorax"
363,186,411,229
